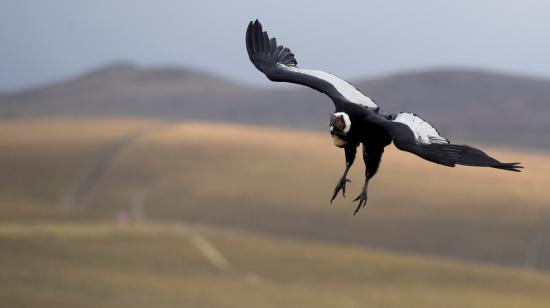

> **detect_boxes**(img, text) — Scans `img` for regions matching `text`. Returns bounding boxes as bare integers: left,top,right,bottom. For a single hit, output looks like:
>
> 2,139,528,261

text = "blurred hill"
2,118,549,271
1,64,550,150
2,118,549,307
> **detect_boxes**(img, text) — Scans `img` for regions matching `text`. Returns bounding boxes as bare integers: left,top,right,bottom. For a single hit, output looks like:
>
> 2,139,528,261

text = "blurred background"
2,1,550,307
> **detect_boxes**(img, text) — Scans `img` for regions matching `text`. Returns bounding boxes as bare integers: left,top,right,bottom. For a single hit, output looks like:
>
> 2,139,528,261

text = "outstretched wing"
371,112,522,171
246,19,377,109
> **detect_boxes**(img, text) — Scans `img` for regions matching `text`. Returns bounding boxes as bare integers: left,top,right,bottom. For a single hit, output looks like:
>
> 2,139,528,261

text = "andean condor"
245,20,522,215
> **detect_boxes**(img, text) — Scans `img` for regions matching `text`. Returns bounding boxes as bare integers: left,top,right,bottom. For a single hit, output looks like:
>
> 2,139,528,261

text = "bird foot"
353,190,368,215
331,177,351,203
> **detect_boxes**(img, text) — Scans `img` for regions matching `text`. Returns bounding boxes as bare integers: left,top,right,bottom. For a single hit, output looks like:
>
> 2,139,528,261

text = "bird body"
245,20,522,214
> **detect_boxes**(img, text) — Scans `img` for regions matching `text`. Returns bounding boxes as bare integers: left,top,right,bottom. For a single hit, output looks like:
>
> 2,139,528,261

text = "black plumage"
245,20,522,215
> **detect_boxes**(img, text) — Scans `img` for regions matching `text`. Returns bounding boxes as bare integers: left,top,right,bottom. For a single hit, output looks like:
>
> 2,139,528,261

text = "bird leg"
353,177,370,215
331,145,357,203
331,163,352,203
352,144,383,215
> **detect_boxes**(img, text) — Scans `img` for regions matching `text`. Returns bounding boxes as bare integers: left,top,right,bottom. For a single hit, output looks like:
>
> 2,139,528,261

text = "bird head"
330,112,351,148
330,112,351,134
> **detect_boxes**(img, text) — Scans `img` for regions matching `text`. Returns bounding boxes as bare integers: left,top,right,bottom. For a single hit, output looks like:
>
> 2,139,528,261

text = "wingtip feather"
494,162,523,172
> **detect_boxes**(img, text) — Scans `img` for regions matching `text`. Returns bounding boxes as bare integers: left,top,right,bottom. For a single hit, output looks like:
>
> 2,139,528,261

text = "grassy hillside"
2,117,550,307
91,121,550,269
1,118,549,270
0,118,162,219
2,222,550,308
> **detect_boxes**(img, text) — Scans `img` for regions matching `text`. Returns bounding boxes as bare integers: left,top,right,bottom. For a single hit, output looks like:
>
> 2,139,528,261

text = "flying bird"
245,20,522,215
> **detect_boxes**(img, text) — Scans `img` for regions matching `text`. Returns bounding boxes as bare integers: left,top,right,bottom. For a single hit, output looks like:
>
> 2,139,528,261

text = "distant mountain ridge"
1,63,549,150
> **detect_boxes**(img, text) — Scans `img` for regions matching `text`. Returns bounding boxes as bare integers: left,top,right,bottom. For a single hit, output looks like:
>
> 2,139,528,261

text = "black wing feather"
245,19,376,108
363,110,523,172
415,144,522,171
246,20,297,75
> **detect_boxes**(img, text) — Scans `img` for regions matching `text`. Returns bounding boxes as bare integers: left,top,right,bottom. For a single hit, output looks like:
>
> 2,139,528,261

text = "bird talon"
330,178,351,203
353,204,361,215
331,177,351,203
352,191,368,215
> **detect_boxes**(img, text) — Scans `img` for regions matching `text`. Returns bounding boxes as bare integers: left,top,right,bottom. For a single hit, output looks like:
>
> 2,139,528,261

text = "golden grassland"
0,118,162,219
1,118,550,268
2,117,550,307
2,222,550,308
90,120,550,268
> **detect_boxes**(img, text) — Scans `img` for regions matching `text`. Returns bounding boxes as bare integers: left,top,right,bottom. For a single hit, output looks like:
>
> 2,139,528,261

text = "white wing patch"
393,113,449,145
281,65,378,108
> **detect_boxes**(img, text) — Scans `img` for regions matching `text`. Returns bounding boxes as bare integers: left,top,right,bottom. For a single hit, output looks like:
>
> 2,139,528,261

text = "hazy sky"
2,0,550,91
